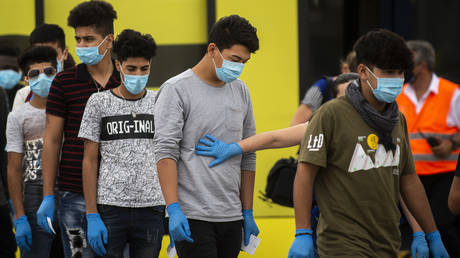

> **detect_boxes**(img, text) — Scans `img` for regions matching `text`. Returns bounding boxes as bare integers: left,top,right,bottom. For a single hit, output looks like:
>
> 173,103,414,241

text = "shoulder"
161,69,195,89
87,91,111,105
438,76,460,90
54,65,79,81
145,89,157,101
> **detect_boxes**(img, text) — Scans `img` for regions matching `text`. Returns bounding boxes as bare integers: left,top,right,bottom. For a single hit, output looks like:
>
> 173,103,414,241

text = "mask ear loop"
365,66,378,90
97,36,109,57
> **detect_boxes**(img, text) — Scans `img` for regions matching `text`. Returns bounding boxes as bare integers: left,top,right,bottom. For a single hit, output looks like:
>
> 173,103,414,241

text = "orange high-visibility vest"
397,77,460,175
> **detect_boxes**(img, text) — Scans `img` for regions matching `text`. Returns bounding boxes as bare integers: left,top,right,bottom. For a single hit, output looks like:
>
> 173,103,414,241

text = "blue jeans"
57,191,95,258
98,204,165,258
21,184,58,258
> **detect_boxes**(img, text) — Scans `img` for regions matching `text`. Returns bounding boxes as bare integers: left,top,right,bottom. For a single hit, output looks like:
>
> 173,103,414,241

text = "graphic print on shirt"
23,138,44,183
101,114,154,141
306,133,324,152
348,135,401,173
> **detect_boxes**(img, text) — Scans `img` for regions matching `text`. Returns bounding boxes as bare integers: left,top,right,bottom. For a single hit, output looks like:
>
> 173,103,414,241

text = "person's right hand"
14,215,32,251
288,229,314,258
86,213,108,256
411,231,429,258
195,134,243,167
167,202,194,243
36,195,55,234
426,230,449,258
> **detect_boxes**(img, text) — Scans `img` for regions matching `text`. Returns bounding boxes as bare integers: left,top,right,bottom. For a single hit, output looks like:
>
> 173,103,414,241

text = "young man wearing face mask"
396,40,460,257
154,15,259,258
0,45,23,110
12,24,74,111
6,46,58,257
37,1,119,257
78,29,164,258
288,29,449,258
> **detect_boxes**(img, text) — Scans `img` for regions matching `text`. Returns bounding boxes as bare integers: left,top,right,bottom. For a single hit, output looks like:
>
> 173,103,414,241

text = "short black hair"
112,29,157,63
208,15,259,53
354,29,413,71
68,0,117,36
19,46,57,75
0,44,20,58
30,24,66,50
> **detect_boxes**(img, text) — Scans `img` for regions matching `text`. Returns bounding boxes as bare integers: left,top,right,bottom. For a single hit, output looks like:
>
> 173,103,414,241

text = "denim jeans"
58,191,95,258
98,204,165,258
21,184,59,258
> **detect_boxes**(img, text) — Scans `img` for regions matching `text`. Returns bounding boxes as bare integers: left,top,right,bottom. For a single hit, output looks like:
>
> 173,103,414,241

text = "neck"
411,71,432,100
29,94,47,109
116,84,144,100
360,79,387,113
87,53,113,86
191,54,225,87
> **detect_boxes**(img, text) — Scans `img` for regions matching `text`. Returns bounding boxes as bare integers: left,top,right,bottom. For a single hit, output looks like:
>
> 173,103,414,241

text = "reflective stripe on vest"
396,77,460,175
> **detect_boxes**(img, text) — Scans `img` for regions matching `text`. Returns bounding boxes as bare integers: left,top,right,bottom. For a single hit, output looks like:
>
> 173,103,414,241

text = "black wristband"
295,232,313,237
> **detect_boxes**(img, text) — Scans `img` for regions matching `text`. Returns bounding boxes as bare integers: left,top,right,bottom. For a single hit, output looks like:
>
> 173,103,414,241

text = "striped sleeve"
46,75,66,118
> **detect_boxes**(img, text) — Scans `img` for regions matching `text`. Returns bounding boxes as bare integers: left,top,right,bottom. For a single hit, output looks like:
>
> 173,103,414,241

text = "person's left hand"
411,231,429,258
426,230,450,258
242,209,259,246
431,138,453,159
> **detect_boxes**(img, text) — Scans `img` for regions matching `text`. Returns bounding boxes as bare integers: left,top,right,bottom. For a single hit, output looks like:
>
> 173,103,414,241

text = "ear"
207,43,217,57
115,60,121,72
357,63,369,81
62,48,69,61
106,34,114,49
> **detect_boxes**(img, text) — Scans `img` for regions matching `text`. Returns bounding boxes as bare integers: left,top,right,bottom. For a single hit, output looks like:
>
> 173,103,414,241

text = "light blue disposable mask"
57,59,63,73
366,67,404,103
76,36,108,65
29,73,54,97
0,69,22,90
213,49,245,83
120,65,149,95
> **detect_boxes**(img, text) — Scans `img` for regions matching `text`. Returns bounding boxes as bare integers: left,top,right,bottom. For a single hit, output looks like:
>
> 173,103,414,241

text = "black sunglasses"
27,66,56,79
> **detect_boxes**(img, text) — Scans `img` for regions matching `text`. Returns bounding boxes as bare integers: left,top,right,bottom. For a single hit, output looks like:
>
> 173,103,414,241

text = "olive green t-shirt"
299,96,416,258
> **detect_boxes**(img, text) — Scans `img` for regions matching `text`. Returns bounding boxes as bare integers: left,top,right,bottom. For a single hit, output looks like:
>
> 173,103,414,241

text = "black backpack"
260,157,297,207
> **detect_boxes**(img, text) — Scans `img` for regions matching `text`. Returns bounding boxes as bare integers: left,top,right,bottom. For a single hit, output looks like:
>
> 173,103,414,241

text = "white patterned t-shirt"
78,89,164,208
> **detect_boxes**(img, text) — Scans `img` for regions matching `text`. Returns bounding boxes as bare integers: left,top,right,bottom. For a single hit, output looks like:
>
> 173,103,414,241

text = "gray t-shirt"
154,69,256,222
301,86,323,111
78,89,164,208
6,102,46,188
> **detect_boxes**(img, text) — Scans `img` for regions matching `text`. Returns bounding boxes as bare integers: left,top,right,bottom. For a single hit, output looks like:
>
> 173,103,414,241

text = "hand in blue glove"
242,209,259,246
86,213,108,256
8,199,16,224
288,229,314,258
195,134,243,168
36,195,55,234
167,202,193,243
411,231,429,258
426,230,449,258
14,215,32,251
169,233,175,248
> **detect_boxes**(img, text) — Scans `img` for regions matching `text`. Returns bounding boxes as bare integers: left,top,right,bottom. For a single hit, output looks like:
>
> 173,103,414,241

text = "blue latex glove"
86,213,108,256
169,233,175,248
167,202,193,243
411,231,429,258
242,209,259,246
14,215,32,251
195,134,243,168
36,195,55,234
288,229,314,258
426,230,449,258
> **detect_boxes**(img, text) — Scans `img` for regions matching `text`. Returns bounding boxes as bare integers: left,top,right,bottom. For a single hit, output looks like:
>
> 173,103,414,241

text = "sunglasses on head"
27,66,56,79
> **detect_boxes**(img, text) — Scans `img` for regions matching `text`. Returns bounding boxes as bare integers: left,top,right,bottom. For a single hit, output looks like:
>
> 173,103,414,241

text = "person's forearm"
240,170,256,210
293,162,318,230
42,131,62,197
400,194,422,232
400,174,437,233
157,158,179,205
82,157,98,214
238,123,308,152
290,104,313,127
448,176,460,214
7,153,24,219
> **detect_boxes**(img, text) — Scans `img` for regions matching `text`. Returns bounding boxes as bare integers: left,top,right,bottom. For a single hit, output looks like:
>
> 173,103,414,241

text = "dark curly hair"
112,29,157,63
354,29,413,71
67,0,117,36
0,44,20,58
208,15,259,53
30,24,66,50
19,46,57,75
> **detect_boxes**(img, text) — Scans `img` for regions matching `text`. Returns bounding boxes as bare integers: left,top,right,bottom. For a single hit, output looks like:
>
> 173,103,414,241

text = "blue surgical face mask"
366,67,404,103
0,69,22,90
212,49,245,83
57,59,63,73
28,73,54,97
120,65,149,95
76,36,108,65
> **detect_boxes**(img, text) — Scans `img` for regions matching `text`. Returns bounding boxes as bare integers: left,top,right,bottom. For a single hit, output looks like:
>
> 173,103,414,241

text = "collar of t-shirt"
76,60,121,87
404,73,439,113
